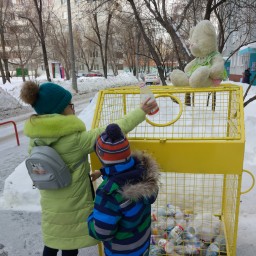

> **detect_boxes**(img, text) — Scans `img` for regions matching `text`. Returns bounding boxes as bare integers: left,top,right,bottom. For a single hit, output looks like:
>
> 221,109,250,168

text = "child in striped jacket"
87,123,160,256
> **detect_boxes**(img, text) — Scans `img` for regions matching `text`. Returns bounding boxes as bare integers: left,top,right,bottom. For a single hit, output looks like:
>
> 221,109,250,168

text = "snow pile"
0,94,99,211
36,72,139,92
0,86,22,112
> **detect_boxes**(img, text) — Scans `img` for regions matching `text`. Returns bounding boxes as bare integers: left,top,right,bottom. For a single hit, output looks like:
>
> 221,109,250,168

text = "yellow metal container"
90,83,254,256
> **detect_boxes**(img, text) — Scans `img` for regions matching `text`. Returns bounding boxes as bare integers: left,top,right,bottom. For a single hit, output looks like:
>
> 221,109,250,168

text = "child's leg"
43,246,58,256
62,249,79,256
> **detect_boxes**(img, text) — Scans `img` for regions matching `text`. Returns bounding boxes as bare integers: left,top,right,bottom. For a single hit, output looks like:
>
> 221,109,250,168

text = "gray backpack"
25,140,84,190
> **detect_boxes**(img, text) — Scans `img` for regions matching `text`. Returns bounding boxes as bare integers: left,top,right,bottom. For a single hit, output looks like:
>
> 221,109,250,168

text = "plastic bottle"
174,209,184,220
164,240,175,254
149,245,165,256
157,206,167,217
139,82,159,115
166,204,177,217
151,216,166,236
183,226,196,240
169,219,186,244
158,238,167,248
214,235,226,252
205,242,219,256
175,244,200,255
165,217,175,233
184,209,194,224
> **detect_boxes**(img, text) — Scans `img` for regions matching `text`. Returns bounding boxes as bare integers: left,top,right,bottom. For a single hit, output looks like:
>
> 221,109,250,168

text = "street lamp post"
67,0,77,92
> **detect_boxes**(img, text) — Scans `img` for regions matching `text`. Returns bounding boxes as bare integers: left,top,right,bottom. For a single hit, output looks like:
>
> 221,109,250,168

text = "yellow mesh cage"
90,83,245,256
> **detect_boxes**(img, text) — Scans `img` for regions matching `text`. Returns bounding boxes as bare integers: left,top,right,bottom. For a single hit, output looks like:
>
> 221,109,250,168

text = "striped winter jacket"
88,151,160,256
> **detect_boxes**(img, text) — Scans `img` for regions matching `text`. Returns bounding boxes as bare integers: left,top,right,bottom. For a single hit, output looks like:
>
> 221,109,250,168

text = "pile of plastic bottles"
149,204,226,255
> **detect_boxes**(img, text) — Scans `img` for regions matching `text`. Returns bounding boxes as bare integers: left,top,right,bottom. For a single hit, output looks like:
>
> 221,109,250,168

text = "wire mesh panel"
149,172,241,255
95,85,242,140
92,84,244,174
222,174,241,256
90,84,245,256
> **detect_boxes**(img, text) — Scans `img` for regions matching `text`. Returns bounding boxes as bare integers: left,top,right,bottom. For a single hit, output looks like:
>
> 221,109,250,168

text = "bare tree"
0,0,12,83
19,0,51,81
74,34,97,73
48,14,71,80
93,12,112,78
125,1,162,83
81,1,122,78
114,13,142,76
243,74,256,107
216,0,256,58
8,22,38,82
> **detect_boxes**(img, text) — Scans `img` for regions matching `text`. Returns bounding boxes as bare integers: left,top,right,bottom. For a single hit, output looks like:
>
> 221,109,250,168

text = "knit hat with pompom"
95,123,131,165
20,81,72,114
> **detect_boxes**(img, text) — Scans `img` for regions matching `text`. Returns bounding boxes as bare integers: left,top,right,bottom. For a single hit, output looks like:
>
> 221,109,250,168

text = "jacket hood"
120,151,160,202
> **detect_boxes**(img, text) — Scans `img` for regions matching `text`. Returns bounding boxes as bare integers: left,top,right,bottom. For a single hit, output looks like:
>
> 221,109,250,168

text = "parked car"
86,70,103,77
144,73,160,85
76,73,86,78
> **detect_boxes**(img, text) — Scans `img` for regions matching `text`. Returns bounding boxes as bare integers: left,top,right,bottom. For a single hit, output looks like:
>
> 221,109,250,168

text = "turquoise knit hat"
33,82,72,114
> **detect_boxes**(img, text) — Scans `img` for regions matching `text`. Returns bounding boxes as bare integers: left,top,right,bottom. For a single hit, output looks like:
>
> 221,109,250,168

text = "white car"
144,73,160,85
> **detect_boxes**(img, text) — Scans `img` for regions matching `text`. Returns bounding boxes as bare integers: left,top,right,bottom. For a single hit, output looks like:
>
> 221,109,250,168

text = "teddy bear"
170,20,227,88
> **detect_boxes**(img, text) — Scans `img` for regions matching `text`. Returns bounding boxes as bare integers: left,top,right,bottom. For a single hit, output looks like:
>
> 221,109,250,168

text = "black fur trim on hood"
120,151,160,201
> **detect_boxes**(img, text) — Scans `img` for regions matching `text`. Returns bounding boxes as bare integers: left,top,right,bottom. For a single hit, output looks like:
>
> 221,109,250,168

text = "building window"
61,0,67,4
94,65,99,70
62,11,67,19
14,0,25,4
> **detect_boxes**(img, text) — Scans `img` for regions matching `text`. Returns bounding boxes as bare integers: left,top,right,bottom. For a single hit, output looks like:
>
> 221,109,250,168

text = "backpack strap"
34,139,45,146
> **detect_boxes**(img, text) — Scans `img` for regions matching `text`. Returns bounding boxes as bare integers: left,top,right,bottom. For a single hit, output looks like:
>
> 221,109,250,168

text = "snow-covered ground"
0,74,256,255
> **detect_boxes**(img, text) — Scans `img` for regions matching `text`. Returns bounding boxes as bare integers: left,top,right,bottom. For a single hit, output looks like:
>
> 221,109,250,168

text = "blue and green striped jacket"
88,151,160,256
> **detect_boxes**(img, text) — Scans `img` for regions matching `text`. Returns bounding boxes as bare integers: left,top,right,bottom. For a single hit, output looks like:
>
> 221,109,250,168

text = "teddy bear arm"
184,59,197,73
209,55,225,79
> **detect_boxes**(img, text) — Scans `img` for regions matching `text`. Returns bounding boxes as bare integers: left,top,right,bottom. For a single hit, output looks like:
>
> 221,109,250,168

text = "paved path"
0,92,100,256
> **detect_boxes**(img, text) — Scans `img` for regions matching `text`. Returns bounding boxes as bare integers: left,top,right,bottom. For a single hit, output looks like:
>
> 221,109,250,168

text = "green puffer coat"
24,107,145,250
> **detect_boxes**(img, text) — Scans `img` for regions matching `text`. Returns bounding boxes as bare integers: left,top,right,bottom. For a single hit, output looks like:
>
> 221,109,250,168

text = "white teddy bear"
170,20,227,88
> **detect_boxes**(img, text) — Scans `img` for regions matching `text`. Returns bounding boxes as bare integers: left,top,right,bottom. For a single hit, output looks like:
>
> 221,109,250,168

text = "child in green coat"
20,81,157,256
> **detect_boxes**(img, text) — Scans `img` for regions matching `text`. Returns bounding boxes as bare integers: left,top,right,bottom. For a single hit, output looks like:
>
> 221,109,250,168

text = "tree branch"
18,15,41,40
243,74,256,101
244,95,256,108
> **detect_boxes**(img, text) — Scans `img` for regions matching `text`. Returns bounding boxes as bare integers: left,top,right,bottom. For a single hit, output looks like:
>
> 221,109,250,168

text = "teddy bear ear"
199,20,216,37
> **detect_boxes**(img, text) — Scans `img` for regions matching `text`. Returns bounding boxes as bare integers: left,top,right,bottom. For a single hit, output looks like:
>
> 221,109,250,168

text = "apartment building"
222,1,256,84
0,0,55,77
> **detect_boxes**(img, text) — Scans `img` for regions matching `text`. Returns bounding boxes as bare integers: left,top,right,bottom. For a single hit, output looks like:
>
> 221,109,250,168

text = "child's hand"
90,170,102,182
140,98,158,114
